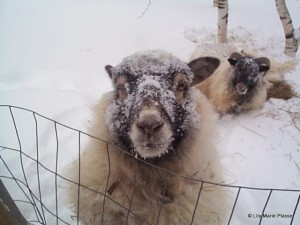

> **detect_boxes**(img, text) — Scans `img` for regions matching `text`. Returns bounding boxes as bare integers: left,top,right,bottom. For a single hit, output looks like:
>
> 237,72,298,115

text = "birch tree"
213,0,218,7
217,0,228,43
275,0,299,57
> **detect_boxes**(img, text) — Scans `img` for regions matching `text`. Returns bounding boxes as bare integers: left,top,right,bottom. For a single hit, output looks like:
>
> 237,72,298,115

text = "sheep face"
105,50,197,159
228,52,270,95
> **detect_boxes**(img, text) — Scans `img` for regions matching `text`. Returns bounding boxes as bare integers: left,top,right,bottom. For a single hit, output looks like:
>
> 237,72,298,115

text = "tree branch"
139,0,152,18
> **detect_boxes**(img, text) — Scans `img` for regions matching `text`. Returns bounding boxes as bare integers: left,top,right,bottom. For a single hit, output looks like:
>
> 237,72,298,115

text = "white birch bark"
275,0,299,57
217,0,228,43
213,0,218,7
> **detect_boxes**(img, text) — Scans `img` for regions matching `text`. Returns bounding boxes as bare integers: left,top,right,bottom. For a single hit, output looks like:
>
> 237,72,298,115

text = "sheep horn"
254,57,271,72
228,52,244,66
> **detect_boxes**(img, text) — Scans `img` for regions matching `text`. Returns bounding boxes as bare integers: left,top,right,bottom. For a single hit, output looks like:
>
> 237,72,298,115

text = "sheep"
66,50,227,225
189,51,271,114
241,49,298,100
240,49,298,84
188,44,298,114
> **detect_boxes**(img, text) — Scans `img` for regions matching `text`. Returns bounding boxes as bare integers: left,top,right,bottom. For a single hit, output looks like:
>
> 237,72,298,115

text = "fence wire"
0,105,299,225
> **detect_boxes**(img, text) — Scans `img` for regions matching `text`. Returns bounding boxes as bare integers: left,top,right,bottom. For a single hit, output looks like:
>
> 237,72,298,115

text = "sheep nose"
236,83,248,95
137,117,164,135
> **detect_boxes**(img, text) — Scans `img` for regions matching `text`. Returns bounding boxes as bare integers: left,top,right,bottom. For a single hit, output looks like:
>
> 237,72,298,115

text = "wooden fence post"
0,180,27,225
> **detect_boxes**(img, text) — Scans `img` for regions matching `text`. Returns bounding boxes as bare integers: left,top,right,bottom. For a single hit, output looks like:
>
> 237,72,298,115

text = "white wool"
66,51,227,225
189,87,202,129
190,43,238,61
66,88,226,225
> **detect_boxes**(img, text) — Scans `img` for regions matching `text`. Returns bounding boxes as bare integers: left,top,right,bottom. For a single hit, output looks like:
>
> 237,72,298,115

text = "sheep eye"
114,76,129,101
117,84,126,92
116,84,128,101
173,74,189,101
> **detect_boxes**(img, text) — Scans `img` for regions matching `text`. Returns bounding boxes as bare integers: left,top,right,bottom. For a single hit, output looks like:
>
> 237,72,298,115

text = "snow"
0,0,300,224
112,50,194,83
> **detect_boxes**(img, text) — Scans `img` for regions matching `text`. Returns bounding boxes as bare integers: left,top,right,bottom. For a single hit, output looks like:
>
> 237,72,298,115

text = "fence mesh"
0,105,299,225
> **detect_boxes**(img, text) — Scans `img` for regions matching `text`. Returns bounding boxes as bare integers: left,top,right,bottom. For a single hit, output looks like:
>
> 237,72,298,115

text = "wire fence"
0,105,299,225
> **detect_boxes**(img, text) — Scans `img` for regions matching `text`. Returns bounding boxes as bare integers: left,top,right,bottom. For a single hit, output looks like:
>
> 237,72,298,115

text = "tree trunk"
275,0,299,57
213,0,218,7
217,0,228,43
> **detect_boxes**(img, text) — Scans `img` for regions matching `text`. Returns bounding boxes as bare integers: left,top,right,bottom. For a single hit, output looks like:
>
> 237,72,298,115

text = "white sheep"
66,50,228,225
189,44,298,114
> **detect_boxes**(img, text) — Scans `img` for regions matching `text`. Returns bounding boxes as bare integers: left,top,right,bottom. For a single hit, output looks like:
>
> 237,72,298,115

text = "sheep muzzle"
129,105,174,159
136,111,164,136
235,83,248,95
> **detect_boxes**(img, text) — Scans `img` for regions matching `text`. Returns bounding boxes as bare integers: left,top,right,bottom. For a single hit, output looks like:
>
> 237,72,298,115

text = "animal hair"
241,49,298,99
189,44,298,113
267,80,298,100
189,44,298,114
66,50,227,225
190,43,238,60
190,52,270,114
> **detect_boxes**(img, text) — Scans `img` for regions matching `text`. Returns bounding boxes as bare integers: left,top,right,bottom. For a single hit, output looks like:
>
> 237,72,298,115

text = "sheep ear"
255,57,270,72
188,57,220,86
228,52,243,66
105,65,114,78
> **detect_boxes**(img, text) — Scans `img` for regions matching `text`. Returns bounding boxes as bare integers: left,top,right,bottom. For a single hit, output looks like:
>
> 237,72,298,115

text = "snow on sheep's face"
228,52,270,95
105,50,198,159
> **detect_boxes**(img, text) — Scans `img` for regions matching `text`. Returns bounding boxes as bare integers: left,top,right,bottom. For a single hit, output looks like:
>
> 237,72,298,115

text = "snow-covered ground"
0,0,299,224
